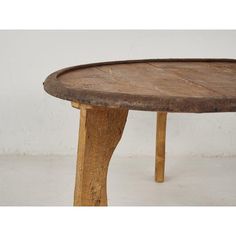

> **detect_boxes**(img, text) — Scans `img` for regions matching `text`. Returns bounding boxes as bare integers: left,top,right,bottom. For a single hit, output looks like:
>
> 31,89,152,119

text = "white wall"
0,30,236,157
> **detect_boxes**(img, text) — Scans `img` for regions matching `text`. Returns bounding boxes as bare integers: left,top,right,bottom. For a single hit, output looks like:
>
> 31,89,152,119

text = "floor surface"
0,154,236,206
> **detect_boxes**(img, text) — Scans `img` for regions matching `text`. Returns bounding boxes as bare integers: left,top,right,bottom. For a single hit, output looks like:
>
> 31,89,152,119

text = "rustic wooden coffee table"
44,59,236,206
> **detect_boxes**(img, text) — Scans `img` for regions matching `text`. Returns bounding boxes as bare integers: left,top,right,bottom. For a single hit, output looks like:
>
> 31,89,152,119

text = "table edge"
43,58,236,113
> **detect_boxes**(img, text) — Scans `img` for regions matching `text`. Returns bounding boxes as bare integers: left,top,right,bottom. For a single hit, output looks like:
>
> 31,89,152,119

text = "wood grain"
155,112,167,183
44,59,236,113
73,104,128,206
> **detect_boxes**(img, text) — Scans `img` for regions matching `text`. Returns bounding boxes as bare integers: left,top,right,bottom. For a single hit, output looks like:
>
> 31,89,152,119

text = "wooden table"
44,59,236,206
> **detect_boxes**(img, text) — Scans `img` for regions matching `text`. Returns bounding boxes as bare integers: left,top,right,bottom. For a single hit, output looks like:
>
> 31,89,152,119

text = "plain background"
0,30,236,158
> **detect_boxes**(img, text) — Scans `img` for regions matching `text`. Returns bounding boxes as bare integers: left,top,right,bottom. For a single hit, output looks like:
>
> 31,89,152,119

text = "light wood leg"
155,112,167,183
73,103,128,206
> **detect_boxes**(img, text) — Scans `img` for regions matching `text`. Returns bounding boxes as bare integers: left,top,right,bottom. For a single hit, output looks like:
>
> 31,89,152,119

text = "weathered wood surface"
155,112,167,183
73,104,128,206
44,59,236,112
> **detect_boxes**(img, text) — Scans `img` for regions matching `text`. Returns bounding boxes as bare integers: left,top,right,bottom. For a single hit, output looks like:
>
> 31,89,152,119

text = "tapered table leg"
155,112,167,183
73,103,128,206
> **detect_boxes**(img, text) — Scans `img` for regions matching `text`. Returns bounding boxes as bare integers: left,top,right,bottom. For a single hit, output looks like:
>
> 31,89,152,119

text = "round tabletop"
44,59,236,113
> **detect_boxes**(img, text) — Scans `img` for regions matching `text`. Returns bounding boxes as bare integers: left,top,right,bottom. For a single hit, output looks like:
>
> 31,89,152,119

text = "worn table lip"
43,58,236,113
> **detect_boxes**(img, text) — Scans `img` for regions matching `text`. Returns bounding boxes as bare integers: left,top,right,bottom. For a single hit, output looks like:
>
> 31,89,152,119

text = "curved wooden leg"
73,103,128,206
155,112,167,183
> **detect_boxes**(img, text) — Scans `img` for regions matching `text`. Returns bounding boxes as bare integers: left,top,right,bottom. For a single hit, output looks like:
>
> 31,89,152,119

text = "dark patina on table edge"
43,58,236,113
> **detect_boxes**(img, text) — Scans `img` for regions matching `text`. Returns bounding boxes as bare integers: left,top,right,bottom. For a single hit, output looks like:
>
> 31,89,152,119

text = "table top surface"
44,59,236,112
